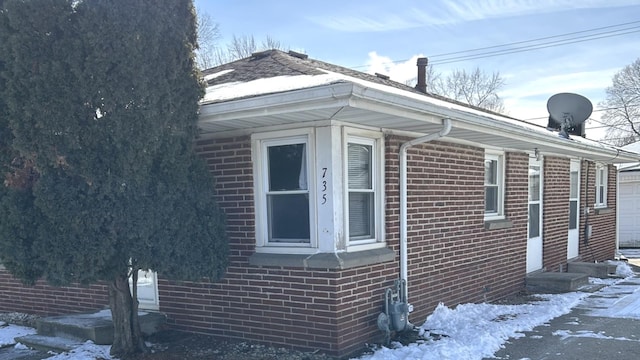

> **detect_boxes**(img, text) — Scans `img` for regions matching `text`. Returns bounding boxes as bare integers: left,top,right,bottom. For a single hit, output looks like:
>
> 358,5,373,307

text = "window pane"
529,166,540,201
529,203,540,238
348,143,372,189
485,159,497,185
268,143,307,191
598,185,605,204
485,186,498,212
349,192,374,239
267,194,310,242
569,171,578,198
569,200,578,230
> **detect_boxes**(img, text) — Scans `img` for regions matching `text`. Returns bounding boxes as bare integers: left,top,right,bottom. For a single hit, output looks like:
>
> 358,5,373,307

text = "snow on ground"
357,292,587,360
0,261,636,360
0,322,36,347
45,341,113,360
356,261,635,360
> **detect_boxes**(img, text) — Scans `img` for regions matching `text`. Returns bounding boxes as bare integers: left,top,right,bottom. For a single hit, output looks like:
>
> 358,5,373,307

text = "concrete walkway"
487,250,640,360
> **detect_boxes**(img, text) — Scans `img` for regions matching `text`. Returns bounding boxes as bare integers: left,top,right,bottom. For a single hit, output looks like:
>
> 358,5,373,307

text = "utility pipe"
399,118,452,301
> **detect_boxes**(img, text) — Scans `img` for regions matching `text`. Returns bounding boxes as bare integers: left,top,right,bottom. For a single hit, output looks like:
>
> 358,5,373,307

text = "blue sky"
194,0,640,140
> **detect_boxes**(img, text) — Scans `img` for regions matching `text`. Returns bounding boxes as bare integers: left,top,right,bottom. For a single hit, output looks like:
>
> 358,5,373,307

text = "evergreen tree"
0,0,228,356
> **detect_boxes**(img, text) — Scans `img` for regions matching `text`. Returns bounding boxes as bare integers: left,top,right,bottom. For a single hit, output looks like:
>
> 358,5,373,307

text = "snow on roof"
622,141,640,153
203,69,234,82
203,72,347,104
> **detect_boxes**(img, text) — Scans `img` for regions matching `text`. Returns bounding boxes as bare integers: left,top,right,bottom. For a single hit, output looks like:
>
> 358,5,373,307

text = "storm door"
527,157,543,273
567,160,580,259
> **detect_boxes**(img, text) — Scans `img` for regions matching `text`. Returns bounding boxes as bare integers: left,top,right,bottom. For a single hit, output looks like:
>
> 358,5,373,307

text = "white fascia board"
199,82,355,122
347,83,640,163
199,79,639,163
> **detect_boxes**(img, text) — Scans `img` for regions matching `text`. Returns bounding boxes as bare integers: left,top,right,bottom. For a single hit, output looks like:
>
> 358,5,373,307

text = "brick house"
1,50,638,358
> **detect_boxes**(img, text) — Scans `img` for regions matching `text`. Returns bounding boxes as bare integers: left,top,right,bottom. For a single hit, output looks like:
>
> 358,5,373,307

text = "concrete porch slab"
14,334,84,354
36,310,165,345
525,272,589,293
567,262,617,279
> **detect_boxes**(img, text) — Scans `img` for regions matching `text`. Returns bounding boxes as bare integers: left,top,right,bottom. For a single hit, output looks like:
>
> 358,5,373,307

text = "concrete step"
36,309,165,345
525,272,590,293
567,262,618,279
14,334,84,354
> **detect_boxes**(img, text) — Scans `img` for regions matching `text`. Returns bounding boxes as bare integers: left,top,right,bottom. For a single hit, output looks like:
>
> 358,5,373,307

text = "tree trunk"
108,271,147,357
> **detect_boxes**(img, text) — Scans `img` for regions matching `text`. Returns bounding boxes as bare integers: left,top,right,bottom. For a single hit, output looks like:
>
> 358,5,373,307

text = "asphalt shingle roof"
201,49,521,122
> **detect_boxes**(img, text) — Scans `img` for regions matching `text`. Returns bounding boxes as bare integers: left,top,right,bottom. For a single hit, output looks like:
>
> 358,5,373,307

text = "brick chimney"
415,57,428,93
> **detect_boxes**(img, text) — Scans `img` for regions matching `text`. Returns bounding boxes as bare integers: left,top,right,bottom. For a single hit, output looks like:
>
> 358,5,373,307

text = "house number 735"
321,167,328,204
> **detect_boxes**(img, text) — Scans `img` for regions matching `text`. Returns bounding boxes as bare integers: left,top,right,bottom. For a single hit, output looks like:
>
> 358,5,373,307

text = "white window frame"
484,151,505,220
344,128,385,251
595,163,608,208
252,129,317,254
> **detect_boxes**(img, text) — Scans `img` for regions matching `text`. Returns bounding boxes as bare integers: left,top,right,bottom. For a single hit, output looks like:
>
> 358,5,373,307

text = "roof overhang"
199,81,640,164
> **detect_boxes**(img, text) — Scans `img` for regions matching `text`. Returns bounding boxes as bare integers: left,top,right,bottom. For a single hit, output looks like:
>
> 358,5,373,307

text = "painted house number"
321,167,328,204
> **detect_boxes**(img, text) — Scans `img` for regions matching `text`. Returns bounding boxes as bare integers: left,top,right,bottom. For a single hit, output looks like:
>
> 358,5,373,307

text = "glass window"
347,140,375,241
262,138,311,244
569,201,578,230
569,163,579,231
528,160,542,239
528,166,540,202
484,153,503,217
529,203,540,238
595,164,607,208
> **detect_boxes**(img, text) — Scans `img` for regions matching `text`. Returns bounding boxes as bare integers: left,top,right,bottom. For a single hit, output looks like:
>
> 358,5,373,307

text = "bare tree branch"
432,67,506,113
195,10,221,70
600,58,640,146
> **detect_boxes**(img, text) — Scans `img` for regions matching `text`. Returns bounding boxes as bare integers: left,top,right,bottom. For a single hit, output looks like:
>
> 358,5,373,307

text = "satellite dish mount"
546,93,593,139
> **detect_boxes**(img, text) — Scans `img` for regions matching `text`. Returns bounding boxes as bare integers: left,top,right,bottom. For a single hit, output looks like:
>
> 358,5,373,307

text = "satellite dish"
546,93,593,139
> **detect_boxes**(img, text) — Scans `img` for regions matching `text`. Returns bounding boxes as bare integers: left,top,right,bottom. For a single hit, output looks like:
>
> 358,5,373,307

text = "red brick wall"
155,136,398,358
0,272,108,315
578,162,617,261
542,157,571,271
386,137,528,325
0,133,620,359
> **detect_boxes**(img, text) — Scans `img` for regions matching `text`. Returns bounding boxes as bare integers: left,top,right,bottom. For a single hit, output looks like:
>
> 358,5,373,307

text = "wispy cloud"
307,0,639,32
365,51,422,84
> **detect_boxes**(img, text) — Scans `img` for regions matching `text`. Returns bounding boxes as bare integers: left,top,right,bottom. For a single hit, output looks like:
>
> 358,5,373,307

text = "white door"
567,160,580,259
527,157,543,273
129,270,159,310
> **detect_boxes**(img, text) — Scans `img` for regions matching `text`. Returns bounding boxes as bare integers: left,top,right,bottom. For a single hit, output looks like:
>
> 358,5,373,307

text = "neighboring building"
1,50,639,358
618,142,640,248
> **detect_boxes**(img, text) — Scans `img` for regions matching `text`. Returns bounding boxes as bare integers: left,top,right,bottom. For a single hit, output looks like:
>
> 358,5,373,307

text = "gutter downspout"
399,118,452,301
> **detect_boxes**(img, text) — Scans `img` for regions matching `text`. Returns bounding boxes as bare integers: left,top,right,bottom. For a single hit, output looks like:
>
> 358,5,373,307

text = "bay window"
252,127,385,255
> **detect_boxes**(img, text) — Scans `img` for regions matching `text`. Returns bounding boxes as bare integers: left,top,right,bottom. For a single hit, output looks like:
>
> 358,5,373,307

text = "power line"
523,105,637,121
430,28,640,66
351,20,640,69
426,20,640,59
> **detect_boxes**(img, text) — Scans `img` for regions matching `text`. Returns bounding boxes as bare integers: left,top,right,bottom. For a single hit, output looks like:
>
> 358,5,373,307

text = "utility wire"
523,106,627,121
351,20,640,69
430,28,640,65
426,20,640,59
